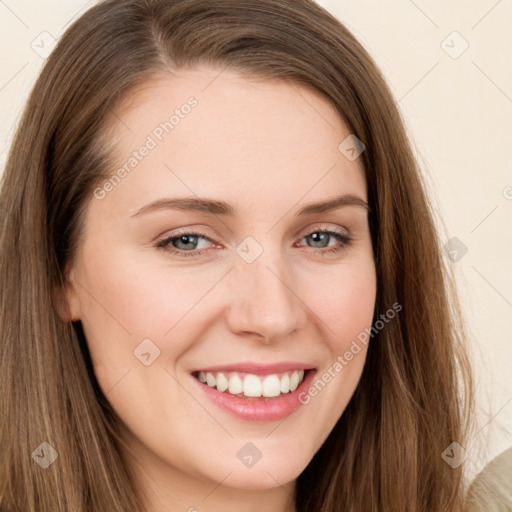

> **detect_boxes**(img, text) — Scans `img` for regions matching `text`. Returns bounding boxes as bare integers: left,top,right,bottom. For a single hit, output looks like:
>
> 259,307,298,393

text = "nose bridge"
227,244,305,340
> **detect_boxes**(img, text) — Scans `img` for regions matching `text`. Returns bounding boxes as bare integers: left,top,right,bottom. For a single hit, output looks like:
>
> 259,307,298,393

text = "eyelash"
155,227,353,258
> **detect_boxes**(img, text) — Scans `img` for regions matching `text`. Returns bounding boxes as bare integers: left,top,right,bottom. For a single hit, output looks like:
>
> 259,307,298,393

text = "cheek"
303,257,377,344
77,245,183,332
297,258,376,413
74,248,228,381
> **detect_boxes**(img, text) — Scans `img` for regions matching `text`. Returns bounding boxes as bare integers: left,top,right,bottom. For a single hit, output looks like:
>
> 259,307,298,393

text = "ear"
53,262,81,322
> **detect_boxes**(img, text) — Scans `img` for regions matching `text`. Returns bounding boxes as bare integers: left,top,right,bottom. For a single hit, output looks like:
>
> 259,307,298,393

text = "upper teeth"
197,370,306,398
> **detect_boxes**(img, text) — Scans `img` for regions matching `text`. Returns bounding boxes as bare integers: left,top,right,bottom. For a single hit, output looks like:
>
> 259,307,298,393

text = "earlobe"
53,264,81,322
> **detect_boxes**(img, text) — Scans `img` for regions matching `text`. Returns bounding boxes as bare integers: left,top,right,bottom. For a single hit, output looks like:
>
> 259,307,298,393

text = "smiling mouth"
191,369,312,400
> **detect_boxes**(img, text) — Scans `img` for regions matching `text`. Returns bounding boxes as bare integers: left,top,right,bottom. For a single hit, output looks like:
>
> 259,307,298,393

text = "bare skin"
60,66,377,512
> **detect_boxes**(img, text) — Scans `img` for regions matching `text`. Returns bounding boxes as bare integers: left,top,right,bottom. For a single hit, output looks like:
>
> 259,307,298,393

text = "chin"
203,452,310,491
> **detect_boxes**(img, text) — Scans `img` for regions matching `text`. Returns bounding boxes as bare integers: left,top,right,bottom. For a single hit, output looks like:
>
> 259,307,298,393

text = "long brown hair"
0,0,475,510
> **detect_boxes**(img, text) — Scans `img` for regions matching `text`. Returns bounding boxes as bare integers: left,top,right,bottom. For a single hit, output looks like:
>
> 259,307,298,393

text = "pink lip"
191,368,317,422
191,361,314,375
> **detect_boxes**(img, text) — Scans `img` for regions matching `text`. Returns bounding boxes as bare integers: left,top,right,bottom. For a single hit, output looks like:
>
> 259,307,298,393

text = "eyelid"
300,223,349,237
154,225,217,245
155,222,352,257
157,222,349,244
155,229,217,251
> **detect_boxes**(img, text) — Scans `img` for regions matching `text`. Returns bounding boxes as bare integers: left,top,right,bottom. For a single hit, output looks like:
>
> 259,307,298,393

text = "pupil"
178,235,196,248
309,232,327,248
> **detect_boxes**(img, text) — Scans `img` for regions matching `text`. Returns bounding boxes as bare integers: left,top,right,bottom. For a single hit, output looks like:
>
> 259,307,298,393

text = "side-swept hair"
0,1,474,510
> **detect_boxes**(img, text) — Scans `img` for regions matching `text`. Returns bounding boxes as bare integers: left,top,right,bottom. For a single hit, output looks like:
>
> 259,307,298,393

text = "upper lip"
191,362,315,375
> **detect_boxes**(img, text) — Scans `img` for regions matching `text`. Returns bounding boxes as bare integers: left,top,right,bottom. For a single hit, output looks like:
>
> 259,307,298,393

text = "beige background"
1,0,511,478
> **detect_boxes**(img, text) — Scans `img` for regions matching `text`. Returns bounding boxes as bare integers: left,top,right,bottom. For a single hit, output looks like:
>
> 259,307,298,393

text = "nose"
225,251,308,343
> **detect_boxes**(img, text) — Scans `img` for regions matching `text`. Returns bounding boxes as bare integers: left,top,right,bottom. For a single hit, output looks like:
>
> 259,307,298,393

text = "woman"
0,0,476,510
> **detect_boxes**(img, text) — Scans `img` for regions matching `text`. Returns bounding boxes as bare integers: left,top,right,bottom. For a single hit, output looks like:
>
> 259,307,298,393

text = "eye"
297,228,353,256
155,226,353,258
155,231,215,258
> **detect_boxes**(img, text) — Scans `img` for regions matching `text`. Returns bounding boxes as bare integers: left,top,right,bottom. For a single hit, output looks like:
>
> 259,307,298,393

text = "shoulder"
465,447,512,511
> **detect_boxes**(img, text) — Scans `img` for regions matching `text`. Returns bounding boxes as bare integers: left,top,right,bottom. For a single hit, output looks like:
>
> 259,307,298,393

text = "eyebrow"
130,193,370,218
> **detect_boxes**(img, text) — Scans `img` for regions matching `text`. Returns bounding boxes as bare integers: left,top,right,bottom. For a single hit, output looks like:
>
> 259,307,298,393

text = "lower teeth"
201,385,289,400
230,392,283,401
198,381,299,399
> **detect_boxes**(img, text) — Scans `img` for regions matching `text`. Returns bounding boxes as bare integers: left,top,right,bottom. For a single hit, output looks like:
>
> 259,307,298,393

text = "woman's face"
62,67,376,504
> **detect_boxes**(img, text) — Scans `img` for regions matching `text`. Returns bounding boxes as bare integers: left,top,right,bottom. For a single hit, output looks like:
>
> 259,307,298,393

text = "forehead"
96,66,367,215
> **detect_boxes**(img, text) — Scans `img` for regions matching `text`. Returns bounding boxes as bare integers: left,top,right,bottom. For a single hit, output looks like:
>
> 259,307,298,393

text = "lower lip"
192,370,317,422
